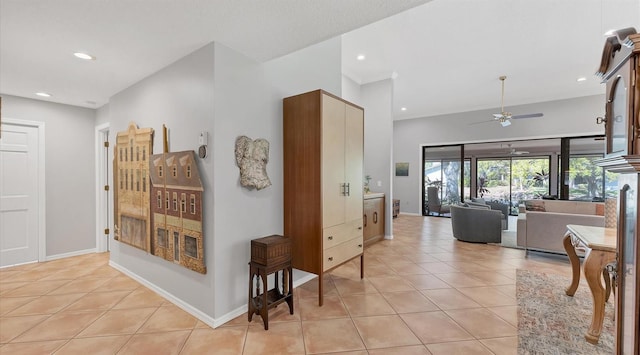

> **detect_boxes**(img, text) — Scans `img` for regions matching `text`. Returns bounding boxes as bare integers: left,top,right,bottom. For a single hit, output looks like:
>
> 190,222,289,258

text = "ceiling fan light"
501,120,511,127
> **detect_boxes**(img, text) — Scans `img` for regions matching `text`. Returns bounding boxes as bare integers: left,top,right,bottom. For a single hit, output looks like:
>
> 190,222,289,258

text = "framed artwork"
395,162,409,176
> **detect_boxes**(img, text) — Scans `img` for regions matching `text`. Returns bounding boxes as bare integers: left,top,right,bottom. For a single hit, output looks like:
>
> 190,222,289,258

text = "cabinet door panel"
345,104,364,222
322,94,346,228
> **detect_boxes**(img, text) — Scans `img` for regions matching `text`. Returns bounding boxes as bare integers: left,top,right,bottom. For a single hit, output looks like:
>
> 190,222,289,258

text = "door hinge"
104,228,110,235
104,141,109,148
104,185,109,191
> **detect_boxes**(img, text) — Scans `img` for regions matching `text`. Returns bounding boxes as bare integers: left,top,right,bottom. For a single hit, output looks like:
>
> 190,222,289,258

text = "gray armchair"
427,186,450,216
450,204,502,243
470,198,509,230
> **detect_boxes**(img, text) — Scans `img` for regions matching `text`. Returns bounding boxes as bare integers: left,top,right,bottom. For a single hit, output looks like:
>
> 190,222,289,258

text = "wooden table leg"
260,271,269,330
563,232,580,296
583,250,616,344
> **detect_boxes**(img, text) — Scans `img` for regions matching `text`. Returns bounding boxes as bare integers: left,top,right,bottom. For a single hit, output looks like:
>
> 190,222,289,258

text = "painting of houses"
149,150,206,274
113,122,154,251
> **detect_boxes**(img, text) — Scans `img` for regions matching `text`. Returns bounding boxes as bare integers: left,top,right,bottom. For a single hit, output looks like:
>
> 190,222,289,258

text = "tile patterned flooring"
0,215,574,354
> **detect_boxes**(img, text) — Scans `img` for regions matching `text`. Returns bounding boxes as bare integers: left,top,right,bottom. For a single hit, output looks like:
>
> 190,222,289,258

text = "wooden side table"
563,224,617,344
248,235,294,330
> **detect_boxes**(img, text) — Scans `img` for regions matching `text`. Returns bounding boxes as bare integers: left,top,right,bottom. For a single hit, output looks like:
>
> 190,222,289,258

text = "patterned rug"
517,269,615,354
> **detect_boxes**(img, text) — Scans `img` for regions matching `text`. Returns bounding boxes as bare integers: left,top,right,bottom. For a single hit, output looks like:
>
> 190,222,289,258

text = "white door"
0,120,44,267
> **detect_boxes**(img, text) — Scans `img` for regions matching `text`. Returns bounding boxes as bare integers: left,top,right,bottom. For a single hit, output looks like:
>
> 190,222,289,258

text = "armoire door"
344,103,364,222
322,94,346,229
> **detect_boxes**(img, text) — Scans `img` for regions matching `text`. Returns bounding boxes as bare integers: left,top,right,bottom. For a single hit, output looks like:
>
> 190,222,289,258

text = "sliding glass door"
423,145,463,215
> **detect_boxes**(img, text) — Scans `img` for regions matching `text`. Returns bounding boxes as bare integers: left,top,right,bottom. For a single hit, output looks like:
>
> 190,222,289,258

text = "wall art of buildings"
113,122,154,251
149,150,206,274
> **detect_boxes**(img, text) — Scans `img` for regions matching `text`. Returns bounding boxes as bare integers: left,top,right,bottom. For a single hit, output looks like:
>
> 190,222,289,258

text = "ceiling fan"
472,76,544,127
505,143,529,155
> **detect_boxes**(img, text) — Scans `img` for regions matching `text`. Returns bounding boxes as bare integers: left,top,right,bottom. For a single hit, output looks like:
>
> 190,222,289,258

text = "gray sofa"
450,204,502,243
516,200,605,254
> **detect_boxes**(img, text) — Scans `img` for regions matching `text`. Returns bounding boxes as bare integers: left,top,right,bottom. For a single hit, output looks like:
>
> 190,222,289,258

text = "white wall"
1,95,96,257
393,94,605,214
360,79,394,236
103,36,344,323
106,43,217,318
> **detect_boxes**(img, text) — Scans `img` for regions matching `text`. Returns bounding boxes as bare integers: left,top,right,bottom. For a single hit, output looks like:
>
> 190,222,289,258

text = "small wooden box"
251,235,291,267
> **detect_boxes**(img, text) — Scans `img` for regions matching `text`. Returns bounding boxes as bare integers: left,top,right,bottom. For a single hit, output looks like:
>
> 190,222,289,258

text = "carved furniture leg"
563,232,580,296
260,271,268,330
285,266,294,314
583,250,616,344
603,268,611,303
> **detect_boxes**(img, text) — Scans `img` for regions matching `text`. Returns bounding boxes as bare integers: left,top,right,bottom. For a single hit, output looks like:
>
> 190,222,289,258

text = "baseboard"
46,248,97,261
0,260,38,269
399,212,422,216
109,260,318,328
109,260,218,328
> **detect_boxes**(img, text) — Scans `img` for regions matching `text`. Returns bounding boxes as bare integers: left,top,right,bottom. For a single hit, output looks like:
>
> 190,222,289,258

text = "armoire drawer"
323,236,363,271
323,219,362,250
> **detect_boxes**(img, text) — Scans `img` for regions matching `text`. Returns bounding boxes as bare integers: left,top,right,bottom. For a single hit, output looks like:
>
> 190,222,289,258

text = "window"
190,194,196,214
157,191,162,209
136,169,140,192
184,235,197,258
142,170,146,192
142,146,146,161
187,165,192,178
157,228,167,247
120,169,123,189
158,165,163,178
172,165,177,178
119,148,123,162
125,169,128,190
130,171,134,190
124,148,128,162
181,193,186,213
136,146,140,161
130,139,133,161
172,192,178,211
165,191,170,210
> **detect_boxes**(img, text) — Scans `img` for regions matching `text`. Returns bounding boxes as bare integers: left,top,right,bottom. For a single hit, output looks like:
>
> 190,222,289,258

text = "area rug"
517,269,615,354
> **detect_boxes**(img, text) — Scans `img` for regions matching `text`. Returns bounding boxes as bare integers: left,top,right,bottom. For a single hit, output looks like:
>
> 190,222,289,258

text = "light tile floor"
0,215,573,354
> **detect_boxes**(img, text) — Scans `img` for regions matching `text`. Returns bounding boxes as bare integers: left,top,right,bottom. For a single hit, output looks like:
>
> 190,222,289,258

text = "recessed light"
36,92,51,97
401,107,407,111
74,52,95,60
356,54,365,61
577,77,587,82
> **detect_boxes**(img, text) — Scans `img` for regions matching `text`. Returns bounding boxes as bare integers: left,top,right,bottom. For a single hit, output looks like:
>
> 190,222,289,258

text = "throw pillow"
524,200,546,212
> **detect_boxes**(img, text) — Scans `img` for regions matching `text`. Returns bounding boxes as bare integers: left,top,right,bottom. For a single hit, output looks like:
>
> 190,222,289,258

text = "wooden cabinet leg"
583,250,615,344
260,271,269,330
360,254,364,279
318,273,324,307
563,232,580,296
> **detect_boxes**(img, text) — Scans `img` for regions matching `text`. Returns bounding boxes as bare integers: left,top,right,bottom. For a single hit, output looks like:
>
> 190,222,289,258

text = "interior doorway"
95,123,112,252
0,118,46,267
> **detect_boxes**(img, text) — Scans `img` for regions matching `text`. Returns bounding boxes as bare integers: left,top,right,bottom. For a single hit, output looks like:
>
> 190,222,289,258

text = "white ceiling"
1,0,638,119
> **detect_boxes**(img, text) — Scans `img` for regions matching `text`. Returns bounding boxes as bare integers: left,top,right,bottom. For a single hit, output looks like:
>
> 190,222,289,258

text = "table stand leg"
583,250,616,344
563,232,580,296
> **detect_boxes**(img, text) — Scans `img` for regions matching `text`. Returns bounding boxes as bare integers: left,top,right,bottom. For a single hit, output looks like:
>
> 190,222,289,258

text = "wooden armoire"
595,27,640,354
283,89,364,306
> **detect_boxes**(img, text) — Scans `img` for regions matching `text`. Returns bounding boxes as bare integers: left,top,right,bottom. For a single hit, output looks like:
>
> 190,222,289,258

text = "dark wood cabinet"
393,199,400,218
364,194,385,247
283,90,364,306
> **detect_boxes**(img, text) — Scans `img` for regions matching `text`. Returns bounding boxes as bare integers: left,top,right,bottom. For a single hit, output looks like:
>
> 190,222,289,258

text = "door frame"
1,118,46,263
95,122,112,252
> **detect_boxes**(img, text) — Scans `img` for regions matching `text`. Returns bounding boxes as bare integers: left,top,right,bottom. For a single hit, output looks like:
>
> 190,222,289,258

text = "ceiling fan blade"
511,113,543,119
492,113,503,119
469,120,495,126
